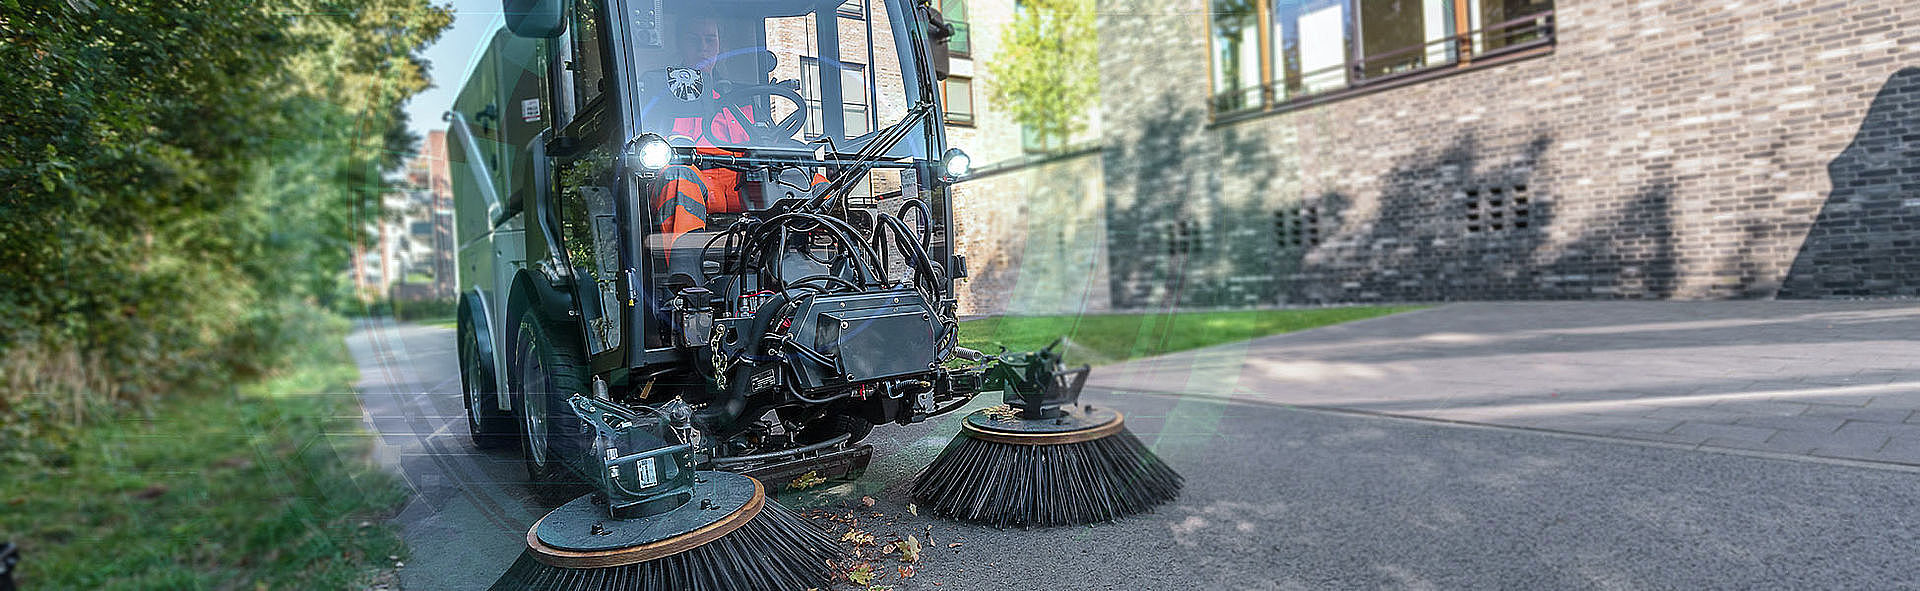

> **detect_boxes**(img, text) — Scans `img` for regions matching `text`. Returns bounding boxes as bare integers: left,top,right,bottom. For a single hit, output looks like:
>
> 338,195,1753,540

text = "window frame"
943,0,971,57
838,0,867,20
941,76,974,126
799,57,871,138
1205,0,1555,121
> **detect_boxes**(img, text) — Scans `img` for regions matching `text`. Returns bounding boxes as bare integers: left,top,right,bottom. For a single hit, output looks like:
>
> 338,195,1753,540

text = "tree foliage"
0,0,451,440
985,0,1097,153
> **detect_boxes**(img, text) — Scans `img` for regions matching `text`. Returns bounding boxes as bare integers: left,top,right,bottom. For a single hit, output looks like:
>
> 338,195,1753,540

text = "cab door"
546,0,629,372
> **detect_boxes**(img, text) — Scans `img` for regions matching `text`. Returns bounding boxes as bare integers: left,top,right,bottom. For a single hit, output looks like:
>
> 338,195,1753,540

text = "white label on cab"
521,98,541,123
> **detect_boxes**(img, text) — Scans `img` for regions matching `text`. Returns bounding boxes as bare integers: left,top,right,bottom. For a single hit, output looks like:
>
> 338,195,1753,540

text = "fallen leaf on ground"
861,496,876,507
841,528,875,546
787,471,828,491
847,563,877,585
899,535,922,563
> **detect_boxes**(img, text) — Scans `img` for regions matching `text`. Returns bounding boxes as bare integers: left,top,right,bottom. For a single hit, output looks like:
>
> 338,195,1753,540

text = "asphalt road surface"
349,318,1920,590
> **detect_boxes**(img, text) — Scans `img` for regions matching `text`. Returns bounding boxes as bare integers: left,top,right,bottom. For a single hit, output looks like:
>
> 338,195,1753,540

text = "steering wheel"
715,84,808,145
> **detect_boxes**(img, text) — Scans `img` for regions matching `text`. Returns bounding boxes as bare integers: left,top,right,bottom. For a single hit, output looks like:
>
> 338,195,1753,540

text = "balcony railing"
949,21,972,56
1212,10,1555,119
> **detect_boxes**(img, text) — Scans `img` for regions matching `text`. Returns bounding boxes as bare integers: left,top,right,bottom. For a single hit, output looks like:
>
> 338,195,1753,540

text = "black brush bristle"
488,499,845,591
910,428,1182,528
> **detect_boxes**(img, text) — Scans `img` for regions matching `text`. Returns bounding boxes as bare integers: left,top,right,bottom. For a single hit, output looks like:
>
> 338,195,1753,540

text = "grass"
0,314,409,590
958,306,1424,366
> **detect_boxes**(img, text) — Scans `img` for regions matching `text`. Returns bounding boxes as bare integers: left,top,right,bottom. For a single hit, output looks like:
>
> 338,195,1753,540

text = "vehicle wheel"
797,413,874,445
459,310,515,450
512,309,590,485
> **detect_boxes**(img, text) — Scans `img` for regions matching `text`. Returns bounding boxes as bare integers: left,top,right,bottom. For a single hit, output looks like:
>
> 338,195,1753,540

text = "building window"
839,0,866,19
1273,0,1350,99
942,76,974,125
943,0,971,56
801,58,871,138
1210,0,1263,113
1474,0,1554,53
1211,0,1554,116
1357,0,1458,78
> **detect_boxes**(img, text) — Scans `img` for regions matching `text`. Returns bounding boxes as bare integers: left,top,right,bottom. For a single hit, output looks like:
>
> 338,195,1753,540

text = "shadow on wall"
1105,92,1293,309
1297,134,1566,302
1780,66,1920,299
1295,131,1695,301
1106,103,1693,305
1103,93,1196,309
1540,177,1679,300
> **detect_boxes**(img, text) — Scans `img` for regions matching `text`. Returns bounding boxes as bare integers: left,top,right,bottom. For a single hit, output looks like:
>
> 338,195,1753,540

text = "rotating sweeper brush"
910,341,1183,528
490,397,845,591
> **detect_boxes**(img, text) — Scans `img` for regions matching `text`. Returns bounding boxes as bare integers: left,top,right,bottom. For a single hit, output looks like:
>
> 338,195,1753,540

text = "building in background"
938,0,1916,311
350,131,458,302
420,130,457,299
941,0,1112,317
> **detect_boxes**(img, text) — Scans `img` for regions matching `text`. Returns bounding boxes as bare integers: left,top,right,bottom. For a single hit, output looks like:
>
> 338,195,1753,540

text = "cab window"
570,0,607,111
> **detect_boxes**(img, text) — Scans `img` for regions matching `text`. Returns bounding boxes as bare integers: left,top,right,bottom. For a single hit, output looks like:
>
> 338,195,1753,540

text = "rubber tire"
512,309,591,486
459,309,515,450
798,413,874,445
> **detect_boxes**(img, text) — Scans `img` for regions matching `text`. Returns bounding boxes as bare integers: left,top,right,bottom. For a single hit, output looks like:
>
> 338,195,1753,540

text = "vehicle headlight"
940,147,972,181
625,133,674,174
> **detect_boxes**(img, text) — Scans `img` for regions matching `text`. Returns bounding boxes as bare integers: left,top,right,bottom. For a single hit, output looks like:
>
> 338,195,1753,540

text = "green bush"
0,0,451,446
2,311,412,588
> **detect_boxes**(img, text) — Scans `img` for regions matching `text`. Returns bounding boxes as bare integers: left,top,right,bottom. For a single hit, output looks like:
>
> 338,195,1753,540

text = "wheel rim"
522,338,550,468
462,334,482,433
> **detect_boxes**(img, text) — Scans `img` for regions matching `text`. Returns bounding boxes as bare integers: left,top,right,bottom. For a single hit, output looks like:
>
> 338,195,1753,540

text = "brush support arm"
567,395,699,519
985,338,1090,420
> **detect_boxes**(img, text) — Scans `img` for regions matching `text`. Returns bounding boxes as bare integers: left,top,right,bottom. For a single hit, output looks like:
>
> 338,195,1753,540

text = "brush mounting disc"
526,471,763,568
962,405,1124,445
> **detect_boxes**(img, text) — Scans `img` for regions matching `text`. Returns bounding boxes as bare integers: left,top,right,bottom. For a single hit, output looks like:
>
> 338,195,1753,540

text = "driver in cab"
650,16,760,258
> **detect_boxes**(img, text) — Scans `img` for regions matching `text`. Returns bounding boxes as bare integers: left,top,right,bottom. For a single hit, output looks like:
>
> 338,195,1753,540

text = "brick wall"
952,152,1112,316
945,0,1113,316
1099,0,1920,307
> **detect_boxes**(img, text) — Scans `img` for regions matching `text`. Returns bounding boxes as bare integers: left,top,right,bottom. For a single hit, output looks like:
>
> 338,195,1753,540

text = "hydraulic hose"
897,198,933,250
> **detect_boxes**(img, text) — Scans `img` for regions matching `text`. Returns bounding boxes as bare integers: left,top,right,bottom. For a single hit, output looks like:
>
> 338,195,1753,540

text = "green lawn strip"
1,315,408,590
958,306,1424,366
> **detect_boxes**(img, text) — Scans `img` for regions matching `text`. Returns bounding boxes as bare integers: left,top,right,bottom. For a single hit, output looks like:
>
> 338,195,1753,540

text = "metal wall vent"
1465,185,1530,234
1274,205,1321,249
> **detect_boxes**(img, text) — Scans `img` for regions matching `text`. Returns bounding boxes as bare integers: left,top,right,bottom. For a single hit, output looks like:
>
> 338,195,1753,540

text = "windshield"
625,0,927,159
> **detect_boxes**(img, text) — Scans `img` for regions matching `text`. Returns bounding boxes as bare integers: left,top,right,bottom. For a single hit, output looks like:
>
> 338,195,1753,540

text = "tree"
985,0,1097,153
0,0,450,437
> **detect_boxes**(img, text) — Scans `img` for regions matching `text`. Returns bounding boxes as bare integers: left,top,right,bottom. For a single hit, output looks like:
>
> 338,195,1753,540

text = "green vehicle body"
449,0,978,484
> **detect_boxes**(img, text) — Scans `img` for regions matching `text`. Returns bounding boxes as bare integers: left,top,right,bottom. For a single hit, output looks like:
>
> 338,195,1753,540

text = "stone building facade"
1096,0,1920,307
943,0,1112,316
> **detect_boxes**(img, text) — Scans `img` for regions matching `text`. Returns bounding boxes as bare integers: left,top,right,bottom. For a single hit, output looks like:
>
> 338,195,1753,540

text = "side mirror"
503,0,567,38
919,1,953,80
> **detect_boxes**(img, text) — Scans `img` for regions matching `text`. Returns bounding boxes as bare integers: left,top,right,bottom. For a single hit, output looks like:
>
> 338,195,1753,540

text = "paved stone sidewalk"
1089,301,1920,466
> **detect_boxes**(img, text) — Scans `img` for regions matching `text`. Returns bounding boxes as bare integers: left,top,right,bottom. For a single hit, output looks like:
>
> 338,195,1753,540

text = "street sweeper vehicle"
450,1,1180,587
450,0,983,486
